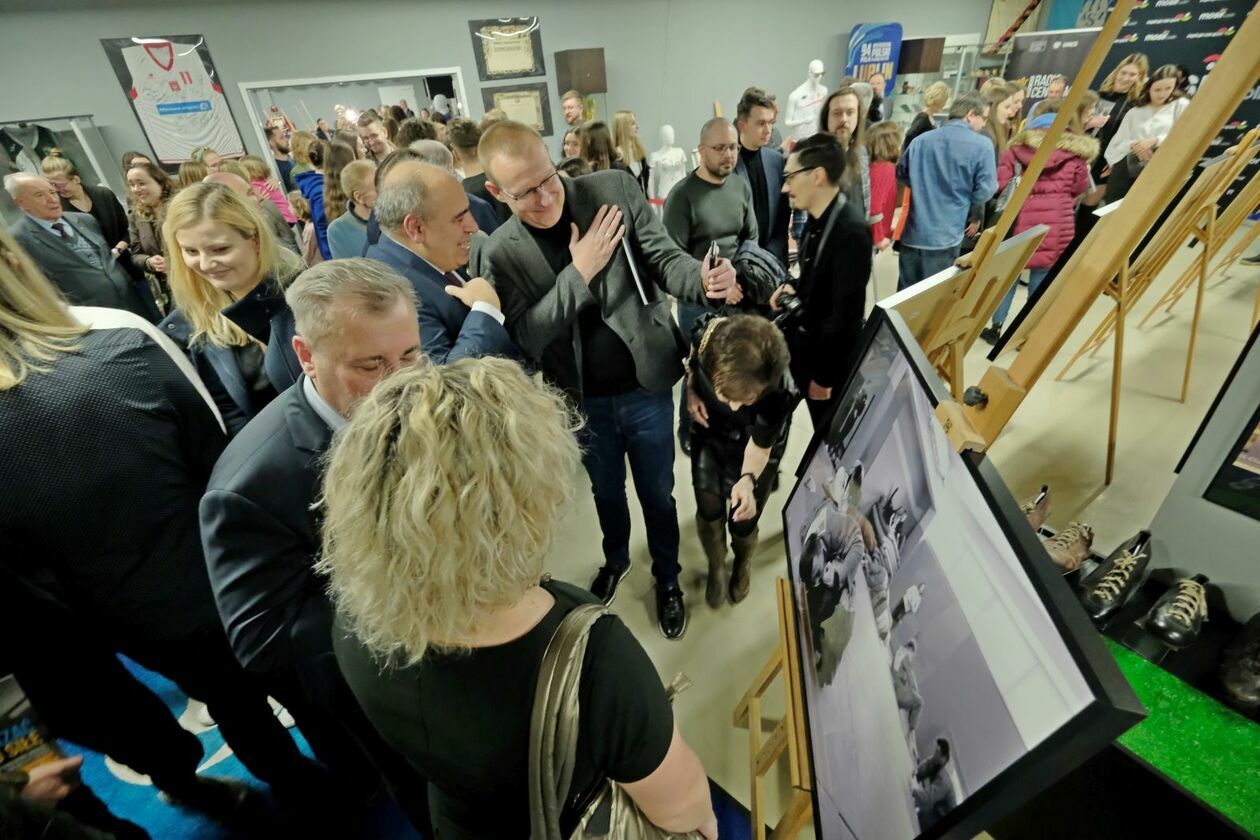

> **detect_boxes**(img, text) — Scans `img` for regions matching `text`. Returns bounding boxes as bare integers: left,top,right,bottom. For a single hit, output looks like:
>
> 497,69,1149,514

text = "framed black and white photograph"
783,309,1143,840
468,17,546,82
480,82,553,137
100,35,245,169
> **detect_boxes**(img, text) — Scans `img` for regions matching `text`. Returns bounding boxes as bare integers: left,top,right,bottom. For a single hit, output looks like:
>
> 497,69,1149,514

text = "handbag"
993,159,1023,214
528,602,701,840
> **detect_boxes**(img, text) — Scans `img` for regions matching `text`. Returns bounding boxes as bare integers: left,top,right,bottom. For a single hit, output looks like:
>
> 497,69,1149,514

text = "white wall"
0,0,993,177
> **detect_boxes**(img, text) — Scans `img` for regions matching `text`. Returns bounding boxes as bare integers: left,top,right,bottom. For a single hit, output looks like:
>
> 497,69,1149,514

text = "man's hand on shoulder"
445,277,501,310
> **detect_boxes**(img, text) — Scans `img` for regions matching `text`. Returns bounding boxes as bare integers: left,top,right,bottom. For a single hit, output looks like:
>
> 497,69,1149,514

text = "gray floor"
541,226,1259,837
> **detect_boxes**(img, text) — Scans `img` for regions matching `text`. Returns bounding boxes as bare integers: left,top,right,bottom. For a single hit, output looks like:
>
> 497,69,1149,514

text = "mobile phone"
707,241,720,266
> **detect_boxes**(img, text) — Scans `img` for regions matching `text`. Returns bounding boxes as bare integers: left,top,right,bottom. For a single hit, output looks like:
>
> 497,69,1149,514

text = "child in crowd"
240,155,296,223
287,190,323,268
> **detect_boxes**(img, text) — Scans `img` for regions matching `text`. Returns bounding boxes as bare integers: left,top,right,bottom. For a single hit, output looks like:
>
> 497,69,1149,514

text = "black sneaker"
589,563,631,605
1220,614,1260,716
1078,530,1151,623
1144,574,1208,649
1240,252,1260,266
979,324,1003,345
656,582,687,640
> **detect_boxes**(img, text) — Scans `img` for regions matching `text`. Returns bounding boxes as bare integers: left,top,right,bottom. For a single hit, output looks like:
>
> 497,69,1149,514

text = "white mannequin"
784,60,827,143
648,124,687,202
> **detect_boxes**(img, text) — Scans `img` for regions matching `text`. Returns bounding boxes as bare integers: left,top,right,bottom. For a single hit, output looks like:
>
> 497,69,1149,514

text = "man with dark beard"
818,86,870,222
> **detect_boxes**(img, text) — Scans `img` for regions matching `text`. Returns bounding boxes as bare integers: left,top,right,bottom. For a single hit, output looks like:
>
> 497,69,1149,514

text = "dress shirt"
303,376,346,432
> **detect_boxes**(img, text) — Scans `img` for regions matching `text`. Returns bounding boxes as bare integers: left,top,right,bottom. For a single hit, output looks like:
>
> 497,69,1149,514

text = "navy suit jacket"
360,192,499,256
364,234,518,364
734,147,790,267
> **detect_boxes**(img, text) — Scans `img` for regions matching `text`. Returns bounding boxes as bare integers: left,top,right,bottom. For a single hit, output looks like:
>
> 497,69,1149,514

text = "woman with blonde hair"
41,151,129,248
1093,53,1149,185
177,159,208,189
612,110,650,194
321,358,718,839
159,181,304,433
289,130,317,178
903,80,950,151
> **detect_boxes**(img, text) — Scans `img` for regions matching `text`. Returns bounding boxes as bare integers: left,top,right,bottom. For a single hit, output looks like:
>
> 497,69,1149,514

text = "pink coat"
998,129,1098,269
252,179,298,224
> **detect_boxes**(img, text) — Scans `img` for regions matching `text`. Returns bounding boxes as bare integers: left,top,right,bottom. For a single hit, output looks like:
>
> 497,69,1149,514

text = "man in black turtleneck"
733,87,789,268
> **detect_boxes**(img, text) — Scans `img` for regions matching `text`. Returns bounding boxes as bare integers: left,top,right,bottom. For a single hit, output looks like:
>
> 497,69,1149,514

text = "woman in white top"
1103,65,1188,204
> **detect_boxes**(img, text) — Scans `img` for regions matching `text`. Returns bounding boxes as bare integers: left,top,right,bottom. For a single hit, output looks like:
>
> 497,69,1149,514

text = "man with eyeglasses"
770,133,873,428
733,88,789,268
478,120,741,640
663,117,758,452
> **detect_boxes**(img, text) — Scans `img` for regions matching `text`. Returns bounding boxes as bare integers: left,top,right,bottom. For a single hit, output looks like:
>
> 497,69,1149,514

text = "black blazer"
792,194,873,390
200,378,333,673
61,184,129,249
0,327,227,641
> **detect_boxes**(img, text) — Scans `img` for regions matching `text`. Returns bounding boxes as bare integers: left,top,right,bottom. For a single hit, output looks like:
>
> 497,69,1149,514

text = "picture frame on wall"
481,82,553,137
100,35,245,170
782,308,1143,840
468,17,546,82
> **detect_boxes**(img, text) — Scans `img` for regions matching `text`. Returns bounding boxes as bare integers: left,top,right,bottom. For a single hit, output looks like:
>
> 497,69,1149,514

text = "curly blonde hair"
0,227,85,389
316,359,584,665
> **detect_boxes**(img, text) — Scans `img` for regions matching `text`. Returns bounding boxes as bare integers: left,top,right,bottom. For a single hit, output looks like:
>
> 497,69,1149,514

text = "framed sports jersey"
100,35,245,169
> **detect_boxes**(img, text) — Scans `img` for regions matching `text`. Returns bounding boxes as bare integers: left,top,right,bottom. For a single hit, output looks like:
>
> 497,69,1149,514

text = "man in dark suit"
200,258,430,831
477,120,741,639
5,173,158,320
365,159,517,364
733,89,790,268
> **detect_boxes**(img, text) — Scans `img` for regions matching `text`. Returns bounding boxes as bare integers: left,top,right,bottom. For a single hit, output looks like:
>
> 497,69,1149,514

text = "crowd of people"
1,51,1244,838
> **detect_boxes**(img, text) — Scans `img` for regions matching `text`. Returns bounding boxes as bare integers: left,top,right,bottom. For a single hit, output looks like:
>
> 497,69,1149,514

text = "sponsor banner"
1007,29,1100,115
845,23,903,93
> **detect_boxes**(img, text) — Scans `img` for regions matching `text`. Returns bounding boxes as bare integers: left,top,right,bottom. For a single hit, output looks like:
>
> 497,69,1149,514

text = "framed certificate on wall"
468,17,546,82
481,83,553,136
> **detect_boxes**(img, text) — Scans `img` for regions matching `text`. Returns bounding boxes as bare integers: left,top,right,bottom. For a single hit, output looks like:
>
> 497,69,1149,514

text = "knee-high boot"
729,528,759,604
696,516,728,608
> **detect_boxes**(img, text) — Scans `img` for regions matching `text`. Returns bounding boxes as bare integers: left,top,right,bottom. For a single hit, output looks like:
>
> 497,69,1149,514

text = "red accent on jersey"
144,42,175,72
129,86,138,100
212,82,223,94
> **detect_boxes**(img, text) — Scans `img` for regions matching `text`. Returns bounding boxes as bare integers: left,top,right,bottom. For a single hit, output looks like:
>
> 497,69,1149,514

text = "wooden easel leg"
1180,216,1214,403
949,342,965,402
770,791,813,839
1057,297,1117,380
1106,265,1127,485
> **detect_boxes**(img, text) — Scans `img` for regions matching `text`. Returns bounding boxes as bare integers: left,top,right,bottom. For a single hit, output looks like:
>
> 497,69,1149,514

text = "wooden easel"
1055,133,1259,406
732,578,813,840
960,10,1260,471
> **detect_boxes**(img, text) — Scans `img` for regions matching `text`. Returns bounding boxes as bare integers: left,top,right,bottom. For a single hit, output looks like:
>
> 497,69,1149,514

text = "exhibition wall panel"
0,0,991,166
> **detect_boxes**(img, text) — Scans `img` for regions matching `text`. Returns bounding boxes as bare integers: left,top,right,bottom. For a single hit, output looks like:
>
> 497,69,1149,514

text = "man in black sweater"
770,133,873,427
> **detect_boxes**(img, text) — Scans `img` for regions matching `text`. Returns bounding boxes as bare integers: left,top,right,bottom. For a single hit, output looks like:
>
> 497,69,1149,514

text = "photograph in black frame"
782,309,1143,839
468,17,547,82
99,35,245,170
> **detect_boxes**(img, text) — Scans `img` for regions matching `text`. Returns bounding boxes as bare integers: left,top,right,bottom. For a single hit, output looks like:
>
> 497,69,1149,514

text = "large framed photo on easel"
782,309,1142,839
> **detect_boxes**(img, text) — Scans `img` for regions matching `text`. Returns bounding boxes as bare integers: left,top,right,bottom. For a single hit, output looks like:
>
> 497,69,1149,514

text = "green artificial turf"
1108,640,1260,834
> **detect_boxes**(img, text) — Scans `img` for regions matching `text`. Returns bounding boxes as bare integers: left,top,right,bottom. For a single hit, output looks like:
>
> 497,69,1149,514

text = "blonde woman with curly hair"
322,359,718,839
613,110,650,194
160,181,304,434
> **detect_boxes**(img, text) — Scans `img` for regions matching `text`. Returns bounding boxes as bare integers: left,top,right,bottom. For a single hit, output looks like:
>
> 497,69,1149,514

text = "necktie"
51,222,71,241
444,270,466,288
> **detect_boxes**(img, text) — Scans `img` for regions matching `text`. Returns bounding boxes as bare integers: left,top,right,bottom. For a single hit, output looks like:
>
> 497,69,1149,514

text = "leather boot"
729,528,758,604
696,516,727,608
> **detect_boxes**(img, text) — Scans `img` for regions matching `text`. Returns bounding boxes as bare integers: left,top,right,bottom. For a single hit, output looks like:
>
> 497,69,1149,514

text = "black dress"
334,579,675,838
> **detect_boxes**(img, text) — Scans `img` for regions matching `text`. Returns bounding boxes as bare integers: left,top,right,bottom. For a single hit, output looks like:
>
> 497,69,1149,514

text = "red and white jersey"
122,41,243,164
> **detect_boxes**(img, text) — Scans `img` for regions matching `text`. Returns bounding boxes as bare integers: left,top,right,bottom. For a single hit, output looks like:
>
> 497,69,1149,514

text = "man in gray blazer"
478,120,740,640
5,173,158,321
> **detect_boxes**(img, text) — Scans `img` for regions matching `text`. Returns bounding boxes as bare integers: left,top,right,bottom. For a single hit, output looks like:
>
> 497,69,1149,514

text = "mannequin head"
808,60,824,83
659,124,676,149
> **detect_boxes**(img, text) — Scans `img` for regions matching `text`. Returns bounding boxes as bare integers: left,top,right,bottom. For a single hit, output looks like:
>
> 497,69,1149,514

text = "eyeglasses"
705,143,739,153
783,166,819,181
497,169,560,203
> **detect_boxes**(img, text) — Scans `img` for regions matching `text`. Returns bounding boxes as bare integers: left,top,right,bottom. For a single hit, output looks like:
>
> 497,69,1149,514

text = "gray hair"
409,139,454,172
949,92,988,121
285,258,417,350
373,160,453,230
3,172,44,200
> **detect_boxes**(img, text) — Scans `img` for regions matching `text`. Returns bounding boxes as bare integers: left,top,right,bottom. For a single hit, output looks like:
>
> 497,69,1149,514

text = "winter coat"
998,128,1098,269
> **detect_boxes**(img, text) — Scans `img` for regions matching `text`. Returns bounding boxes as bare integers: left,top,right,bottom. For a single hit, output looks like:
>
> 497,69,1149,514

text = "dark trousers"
580,388,681,584
897,244,961,291
16,623,314,798
674,302,707,441
691,423,788,538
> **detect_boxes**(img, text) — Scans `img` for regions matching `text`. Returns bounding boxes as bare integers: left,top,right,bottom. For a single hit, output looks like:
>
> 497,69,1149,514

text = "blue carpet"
65,657,753,838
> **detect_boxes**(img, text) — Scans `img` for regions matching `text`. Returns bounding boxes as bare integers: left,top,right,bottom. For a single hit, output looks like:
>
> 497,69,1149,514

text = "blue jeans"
992,267,1050,327
897,244,961,291
580,388,681,584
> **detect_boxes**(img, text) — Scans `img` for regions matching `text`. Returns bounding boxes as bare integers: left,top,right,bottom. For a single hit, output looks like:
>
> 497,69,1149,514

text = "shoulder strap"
529,602,609,840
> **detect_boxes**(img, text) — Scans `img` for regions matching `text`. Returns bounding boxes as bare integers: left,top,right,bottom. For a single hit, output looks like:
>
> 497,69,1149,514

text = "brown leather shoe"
1042,522,1094,572
729,528,758,604
697,516,728,608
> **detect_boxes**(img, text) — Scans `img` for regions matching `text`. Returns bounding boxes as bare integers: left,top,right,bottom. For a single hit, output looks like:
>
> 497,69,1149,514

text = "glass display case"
890,37,1009,135
0,114,121,227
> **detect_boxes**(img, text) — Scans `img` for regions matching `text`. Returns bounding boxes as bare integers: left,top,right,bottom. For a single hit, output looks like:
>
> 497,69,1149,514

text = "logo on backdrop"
1143,30,1176,41
1187,26,1237,39
1198,9,1235,19
1147,13,1192,23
